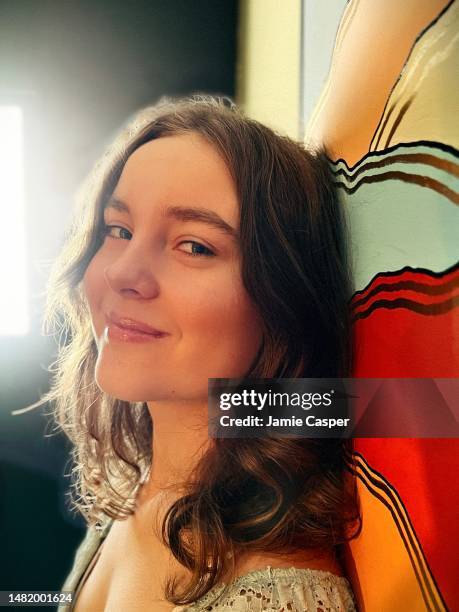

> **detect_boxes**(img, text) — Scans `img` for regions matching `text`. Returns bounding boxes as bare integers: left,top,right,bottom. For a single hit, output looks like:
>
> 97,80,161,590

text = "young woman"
41,95,360,610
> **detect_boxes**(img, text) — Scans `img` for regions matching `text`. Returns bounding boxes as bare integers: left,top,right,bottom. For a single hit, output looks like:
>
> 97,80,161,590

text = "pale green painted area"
340,179,458,291
331,143,459,290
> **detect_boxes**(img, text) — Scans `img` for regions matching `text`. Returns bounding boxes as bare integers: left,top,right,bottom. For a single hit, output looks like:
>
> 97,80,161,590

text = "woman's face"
82,132,264,402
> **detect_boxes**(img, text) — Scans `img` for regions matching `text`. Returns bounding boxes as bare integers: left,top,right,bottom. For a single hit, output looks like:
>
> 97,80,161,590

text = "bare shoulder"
228,546,345,582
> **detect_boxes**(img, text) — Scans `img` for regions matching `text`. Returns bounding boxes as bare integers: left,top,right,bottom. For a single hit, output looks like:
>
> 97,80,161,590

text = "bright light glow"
0,106,28,335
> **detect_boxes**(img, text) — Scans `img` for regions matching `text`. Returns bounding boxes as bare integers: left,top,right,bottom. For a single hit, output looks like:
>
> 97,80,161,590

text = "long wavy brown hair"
32,94,361,605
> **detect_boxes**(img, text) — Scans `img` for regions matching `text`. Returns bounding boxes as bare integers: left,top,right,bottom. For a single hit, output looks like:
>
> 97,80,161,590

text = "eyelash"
101,224,216,258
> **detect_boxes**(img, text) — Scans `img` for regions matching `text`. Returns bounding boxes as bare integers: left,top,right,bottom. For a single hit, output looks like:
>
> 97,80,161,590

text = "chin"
94,382,144,403
94,370,178,403
94,368,146,403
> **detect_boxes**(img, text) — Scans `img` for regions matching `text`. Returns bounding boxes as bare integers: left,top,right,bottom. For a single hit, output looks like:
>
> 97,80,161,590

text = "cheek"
176,271,263,365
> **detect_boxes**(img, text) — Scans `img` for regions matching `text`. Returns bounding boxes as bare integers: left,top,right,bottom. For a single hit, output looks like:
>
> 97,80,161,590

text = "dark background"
0,0,238,595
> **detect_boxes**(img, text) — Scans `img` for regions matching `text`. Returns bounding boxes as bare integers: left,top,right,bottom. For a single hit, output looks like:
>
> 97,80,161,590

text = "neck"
140,399,212,501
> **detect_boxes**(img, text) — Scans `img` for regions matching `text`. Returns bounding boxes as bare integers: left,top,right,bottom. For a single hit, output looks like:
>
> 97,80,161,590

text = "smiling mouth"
104,322,169,343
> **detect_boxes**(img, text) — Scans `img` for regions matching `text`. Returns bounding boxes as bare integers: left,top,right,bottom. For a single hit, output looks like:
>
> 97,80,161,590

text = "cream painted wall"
236,0,302,139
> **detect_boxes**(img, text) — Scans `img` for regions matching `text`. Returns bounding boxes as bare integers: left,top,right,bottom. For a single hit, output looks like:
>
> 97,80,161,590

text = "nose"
103,247,160,299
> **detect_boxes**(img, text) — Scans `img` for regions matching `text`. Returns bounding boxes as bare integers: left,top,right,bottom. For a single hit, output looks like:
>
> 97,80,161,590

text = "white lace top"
172,566,357,611
59,521,357,611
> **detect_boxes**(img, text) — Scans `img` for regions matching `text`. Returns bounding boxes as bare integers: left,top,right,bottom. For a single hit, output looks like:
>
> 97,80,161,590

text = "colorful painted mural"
304,1,459,610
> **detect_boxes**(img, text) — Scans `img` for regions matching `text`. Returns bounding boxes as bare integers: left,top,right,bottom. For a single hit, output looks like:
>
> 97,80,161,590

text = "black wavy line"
328,140,459,173
333,152,459,181
351,262,459,301
352,295,459,321
352,278,459,311
334,170,459,204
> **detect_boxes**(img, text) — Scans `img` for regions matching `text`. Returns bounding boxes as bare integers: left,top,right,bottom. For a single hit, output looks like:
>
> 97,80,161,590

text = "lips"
106,311,169,337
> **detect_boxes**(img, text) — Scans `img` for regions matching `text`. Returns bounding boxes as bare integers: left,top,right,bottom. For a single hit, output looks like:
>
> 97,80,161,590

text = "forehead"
113,133,239,227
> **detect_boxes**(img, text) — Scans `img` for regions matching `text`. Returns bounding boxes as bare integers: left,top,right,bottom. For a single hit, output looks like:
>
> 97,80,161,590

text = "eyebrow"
104,196,239,241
